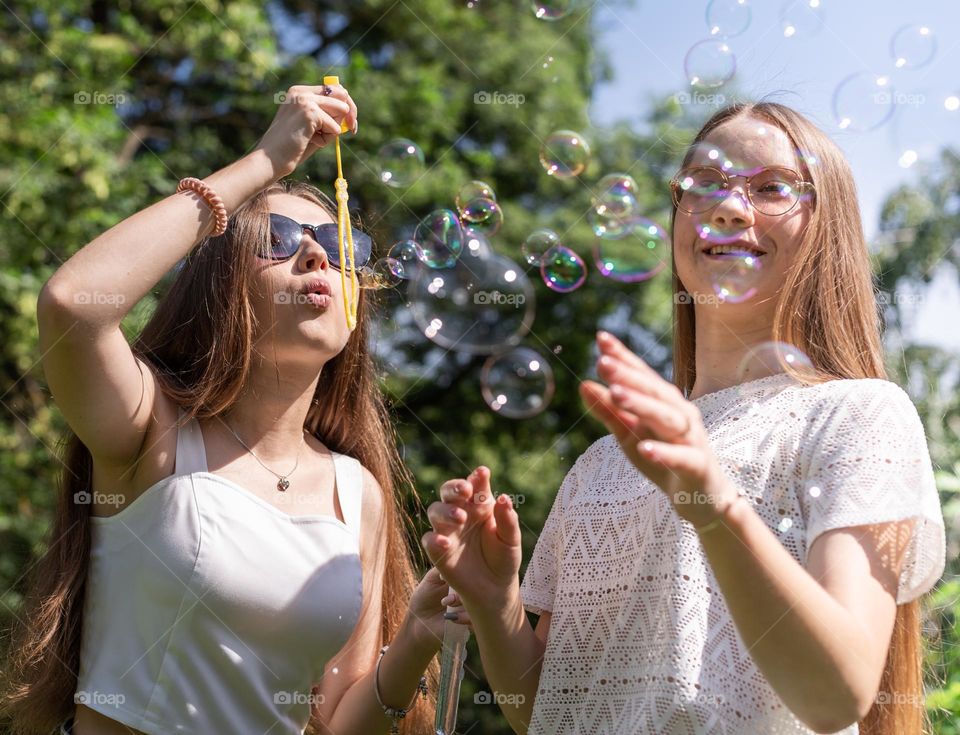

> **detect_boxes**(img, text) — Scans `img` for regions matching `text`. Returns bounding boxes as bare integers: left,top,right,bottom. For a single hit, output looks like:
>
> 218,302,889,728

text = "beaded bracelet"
694,493,746,534
374,644,428,734
176,177,228,236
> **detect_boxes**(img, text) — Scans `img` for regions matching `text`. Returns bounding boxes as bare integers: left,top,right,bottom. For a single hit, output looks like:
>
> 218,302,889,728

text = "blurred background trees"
0,0,956,731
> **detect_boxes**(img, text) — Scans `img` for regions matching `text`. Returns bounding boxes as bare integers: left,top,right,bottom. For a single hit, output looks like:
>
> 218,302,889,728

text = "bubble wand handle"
323,75,358,330
435,585,470,735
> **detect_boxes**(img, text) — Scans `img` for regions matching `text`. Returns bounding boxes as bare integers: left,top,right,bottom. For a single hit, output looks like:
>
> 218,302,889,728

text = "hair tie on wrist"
176,177,228,236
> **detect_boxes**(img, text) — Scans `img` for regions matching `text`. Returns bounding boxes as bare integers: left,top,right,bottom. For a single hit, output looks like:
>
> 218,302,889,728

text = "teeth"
705,245,762,256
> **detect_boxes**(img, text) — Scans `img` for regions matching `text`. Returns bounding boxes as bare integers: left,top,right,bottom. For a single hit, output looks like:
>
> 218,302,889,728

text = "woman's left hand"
579,331,739,527
403,566,472,656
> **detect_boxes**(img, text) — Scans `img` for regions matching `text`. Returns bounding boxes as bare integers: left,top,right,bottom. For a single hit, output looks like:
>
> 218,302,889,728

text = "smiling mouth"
702,244,766,257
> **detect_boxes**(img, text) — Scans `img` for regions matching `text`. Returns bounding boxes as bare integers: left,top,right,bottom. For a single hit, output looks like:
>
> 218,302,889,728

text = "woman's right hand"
254,83,358,178
421,466,523,613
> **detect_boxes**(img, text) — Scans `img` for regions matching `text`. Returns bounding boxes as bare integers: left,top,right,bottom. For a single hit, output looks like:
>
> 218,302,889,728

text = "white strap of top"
332,452,363,537
176,406,208,475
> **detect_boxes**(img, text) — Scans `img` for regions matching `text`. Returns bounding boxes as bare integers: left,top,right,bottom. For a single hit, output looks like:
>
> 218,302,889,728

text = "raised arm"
37,84,356,469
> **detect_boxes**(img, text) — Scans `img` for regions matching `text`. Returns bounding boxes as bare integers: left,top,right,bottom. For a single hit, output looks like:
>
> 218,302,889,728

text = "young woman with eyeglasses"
1,83,466,735
423,102,946,735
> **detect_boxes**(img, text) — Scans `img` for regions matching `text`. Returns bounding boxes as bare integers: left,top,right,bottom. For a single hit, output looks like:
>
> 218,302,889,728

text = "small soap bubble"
706,0,751,38
684,39,736,88
540,245,587,292
481,346,555,419
540,130,591,179
376,139,424,187
521,228,561,266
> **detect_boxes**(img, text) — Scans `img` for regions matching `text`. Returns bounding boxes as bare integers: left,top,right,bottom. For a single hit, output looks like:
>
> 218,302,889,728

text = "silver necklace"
223,420,306,492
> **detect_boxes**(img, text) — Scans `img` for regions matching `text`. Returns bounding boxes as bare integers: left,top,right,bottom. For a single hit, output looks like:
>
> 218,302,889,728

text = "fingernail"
610,384,625,399
441,595,454,605
443,611,459,620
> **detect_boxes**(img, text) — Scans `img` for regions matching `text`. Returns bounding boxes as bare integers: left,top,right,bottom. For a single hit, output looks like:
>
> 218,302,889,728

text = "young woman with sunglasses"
2,83,464,735
423,102,945,735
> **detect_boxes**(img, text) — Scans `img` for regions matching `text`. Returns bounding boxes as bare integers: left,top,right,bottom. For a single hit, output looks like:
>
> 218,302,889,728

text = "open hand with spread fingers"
579,330,740,528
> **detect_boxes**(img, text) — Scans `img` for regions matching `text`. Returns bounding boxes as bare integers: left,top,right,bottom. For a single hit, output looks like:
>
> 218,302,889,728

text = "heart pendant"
277,477,289,492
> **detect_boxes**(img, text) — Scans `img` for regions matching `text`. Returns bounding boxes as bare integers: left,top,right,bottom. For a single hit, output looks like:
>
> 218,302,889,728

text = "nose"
297,228,330,272
709,184,755,229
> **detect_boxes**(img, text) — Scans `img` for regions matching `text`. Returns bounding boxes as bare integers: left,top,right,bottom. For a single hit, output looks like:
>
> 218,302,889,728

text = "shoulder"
801,378,922,430
356,462,387,566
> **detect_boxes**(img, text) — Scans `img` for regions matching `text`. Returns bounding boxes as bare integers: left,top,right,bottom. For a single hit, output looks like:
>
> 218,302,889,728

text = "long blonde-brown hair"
671,101,928,735
0,179,437,734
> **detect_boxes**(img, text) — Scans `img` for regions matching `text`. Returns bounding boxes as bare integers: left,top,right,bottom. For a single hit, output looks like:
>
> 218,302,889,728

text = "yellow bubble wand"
323,75,359,330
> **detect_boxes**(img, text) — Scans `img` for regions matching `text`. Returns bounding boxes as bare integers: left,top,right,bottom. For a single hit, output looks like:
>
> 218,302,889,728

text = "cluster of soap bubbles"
831,22,945,169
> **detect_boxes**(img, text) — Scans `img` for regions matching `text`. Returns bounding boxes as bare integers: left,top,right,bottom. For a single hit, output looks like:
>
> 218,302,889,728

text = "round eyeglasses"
670,166,815,217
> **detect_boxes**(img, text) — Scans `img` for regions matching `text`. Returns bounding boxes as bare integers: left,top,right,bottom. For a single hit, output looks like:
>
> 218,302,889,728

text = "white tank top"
73,407,364,733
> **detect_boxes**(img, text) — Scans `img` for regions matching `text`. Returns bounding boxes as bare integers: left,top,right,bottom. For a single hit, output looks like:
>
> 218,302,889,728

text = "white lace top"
519,373,946,735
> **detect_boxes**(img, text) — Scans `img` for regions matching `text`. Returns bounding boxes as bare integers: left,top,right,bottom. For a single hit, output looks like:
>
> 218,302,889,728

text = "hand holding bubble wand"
323,74,360,330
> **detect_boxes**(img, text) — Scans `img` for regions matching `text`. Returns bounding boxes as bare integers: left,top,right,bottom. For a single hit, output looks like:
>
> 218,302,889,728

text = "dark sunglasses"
257,213,372,269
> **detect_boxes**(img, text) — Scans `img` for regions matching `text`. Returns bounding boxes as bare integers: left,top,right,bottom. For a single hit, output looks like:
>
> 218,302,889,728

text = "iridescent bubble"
531,0,576,21
371,257,403,289
706,0,751,38
459,197,503,236
590,174,640,236
407,252,534,354
779,0,825,38
388,239,425,280
415,209,464,269
891,24,936,70
376,139,425,187
684,39,736,88
540,130,591,179
540,245,587,292
481,346,556,419
832,72,895,132
594,217,669,283
521,228,560,266
706,252,764,303
736,341,816,384
456,180,497,212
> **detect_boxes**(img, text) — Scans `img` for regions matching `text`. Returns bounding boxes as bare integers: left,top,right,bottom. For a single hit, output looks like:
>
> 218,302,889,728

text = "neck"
689,304,775,400
214,356,324,462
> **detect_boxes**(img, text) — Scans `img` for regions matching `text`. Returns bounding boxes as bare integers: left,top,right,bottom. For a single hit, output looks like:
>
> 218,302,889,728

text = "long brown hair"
670,101,927,735
0,179,437,734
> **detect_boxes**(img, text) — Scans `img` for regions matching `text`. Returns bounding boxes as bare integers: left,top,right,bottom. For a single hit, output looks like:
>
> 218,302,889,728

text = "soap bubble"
370,258,403,289
463,226,494,258
481,346,555,419
594,217,669,283
540,245,587,292
891,24,936,70
531,0,576,21
706,0,751,38
521,228,560,266
589,173,640,236
415,210,463,269
456,180,497,212
703,251,764,303
376,139,424,187
388,239,425,280
540,130,591,179
779,0,825,39
459,197,503,236
736,341,815,386
832,72,896,132
684,39,736,88
408,251,534,354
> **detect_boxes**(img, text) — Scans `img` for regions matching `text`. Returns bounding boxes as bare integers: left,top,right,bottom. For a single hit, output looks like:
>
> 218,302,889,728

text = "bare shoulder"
356,465,387,565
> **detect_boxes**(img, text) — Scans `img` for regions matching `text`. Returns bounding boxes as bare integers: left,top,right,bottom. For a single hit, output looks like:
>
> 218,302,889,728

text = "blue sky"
588,0,960,351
